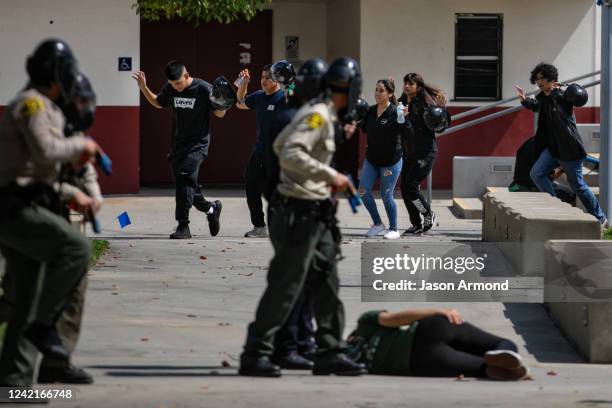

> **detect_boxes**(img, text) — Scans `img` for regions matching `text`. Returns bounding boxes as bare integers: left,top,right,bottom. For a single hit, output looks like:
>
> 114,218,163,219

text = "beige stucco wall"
359,0,599,106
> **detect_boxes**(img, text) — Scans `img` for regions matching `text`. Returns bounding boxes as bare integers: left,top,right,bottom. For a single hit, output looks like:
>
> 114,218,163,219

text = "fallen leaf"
148,259,154,262
221,360,231,368
244,272,254,277
221,276,226,279
141,338,149,342
221,249,226,252
546,370,557,376
200,256,207,260
112,292,119,295
187,314,197,318
201,271,206,274
200,385,209,390
524,375,535,381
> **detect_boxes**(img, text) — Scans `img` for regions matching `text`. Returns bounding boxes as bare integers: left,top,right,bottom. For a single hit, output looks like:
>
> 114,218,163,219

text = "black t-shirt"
245,89,287,154
361,103,405,167
157,78,213,157
398,94,437,160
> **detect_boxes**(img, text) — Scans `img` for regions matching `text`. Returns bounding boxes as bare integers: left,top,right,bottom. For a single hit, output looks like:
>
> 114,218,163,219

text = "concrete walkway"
41,189,612,407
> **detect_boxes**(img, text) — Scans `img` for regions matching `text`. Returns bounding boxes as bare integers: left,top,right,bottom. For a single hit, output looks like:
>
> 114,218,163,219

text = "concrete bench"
453,156,515,198
544,240,612,363
482,190,601,276
578,124,600,154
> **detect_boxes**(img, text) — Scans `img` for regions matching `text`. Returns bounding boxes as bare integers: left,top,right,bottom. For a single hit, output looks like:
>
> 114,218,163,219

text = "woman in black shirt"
359,79,408,240
398,73,446,235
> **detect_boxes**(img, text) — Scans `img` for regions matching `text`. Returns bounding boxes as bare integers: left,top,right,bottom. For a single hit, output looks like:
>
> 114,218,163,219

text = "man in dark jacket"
515,63,606,224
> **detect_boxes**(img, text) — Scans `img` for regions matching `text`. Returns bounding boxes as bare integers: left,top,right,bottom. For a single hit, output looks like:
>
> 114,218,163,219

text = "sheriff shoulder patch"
21,97,45,118
305,112,324,130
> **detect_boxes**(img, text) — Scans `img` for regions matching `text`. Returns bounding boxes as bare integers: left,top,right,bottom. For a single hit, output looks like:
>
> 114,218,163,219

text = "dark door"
140,11,272,185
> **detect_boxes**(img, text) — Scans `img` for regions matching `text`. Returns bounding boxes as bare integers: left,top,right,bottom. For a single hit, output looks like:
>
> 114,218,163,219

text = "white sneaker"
384,230,400,240
366,224,386,238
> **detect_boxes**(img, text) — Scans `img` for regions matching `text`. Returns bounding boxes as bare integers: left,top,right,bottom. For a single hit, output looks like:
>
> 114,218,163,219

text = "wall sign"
118,57,132,71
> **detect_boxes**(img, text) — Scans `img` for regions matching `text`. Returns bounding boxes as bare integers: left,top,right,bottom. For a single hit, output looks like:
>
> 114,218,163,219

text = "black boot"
239,354,281,377
207,201,222,237
312,353,367,376
23,323,70,361
272,351,314,370
170,222,191,239
38,363,94,384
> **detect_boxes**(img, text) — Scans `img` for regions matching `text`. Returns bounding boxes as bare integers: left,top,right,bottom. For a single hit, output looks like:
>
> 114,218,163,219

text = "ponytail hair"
377,78,397,105
402,73,447,107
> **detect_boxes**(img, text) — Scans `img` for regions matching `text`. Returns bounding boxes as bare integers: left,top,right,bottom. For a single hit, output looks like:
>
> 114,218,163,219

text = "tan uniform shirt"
0,88,87,200
274,101,338,201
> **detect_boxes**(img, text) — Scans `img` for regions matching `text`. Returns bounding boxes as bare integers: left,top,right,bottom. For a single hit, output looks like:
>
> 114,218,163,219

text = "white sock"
207,206,214,214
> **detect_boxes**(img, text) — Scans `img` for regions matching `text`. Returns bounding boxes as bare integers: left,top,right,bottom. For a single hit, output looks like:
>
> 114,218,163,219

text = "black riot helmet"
564,83,588,107
293,58,328,103
26,38,79,105
323,57,362,119
63,72,96,135
270,60,296,86
209,76,237,110
423,106,450,133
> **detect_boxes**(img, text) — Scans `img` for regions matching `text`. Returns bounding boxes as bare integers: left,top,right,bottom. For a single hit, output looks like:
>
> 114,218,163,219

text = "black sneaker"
272,351,314,370
423,212,437,232
23,323,70,361
38,364,94,384
170,223,191,239
312,353,367,376
239,354,281,377
207,200,222,237
402,225,423,236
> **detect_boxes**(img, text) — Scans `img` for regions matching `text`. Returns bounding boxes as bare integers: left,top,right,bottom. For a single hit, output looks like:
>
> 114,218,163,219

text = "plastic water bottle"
397,102,405,124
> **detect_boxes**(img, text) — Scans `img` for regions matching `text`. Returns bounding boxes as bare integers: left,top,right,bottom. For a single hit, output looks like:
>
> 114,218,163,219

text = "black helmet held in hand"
344,97,369,124
63,72,96,135
209,76,237,111
323,57,362,119
26,38,79,105
423,106,450,133
294,58,328,102
564,83,588,107
270,60,296,86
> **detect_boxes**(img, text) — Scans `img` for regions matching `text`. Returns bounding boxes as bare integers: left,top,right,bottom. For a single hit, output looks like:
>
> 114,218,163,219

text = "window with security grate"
454,14,503,101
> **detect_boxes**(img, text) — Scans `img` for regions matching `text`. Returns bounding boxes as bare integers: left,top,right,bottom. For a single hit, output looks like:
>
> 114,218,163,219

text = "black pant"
245,151,267,228
266,202,316,356
244,197,344,357
273,288,316,356
401,156,434,227
410,316,517,377
170,150,212,223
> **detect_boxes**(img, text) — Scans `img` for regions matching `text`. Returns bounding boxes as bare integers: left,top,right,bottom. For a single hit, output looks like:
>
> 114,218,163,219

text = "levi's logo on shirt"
174,97,196,109
267,104,276,111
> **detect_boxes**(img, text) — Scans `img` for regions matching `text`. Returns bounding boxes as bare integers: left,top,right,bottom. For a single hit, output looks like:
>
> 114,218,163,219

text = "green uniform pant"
0,271,88,369
0,204,90,386
244,198,345,357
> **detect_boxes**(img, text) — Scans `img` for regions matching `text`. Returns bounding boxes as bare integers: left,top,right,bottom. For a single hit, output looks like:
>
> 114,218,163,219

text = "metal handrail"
438,79,601,137
450,70,601,122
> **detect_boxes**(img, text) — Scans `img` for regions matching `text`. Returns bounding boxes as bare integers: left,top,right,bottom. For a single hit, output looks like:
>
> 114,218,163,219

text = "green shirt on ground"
348,310,418,375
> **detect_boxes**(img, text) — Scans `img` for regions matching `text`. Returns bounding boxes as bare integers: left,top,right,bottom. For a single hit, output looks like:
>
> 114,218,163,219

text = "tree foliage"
133,0,271,25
